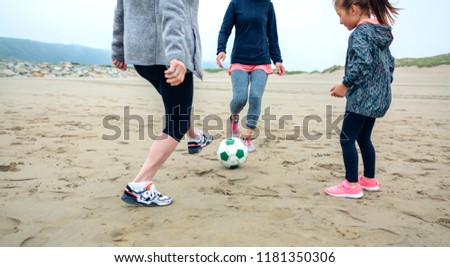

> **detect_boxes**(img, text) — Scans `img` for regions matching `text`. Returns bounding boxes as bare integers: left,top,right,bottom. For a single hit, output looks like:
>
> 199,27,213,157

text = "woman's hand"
275,62,286,76
216,52,226,68
112,60,127,71
165,59,187,86
330,83,348,98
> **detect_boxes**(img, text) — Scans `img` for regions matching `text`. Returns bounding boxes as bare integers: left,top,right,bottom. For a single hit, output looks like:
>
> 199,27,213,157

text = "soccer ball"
217,137,248,169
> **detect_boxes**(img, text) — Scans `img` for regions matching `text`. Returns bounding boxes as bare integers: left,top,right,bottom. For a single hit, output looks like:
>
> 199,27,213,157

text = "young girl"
325,0,400,198
216,0,285,152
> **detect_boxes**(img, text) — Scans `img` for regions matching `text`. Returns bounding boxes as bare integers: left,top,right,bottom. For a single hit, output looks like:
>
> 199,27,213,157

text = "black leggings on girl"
134,65,193,142
340,112,376,183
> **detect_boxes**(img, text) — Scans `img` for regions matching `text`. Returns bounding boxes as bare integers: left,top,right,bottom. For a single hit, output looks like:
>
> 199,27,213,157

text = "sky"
1,0,449,72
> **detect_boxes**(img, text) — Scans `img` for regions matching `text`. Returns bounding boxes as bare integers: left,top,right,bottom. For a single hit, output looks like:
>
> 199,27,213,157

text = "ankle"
243,132,254,139
346,180,359,187
130,181,152,190
188,129,202,140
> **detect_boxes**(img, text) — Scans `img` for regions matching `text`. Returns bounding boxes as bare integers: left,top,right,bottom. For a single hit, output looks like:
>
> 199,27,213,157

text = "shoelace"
142,186,161,199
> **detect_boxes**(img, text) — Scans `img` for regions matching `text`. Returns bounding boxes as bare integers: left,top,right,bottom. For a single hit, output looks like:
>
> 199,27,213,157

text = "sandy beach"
0,66,449,247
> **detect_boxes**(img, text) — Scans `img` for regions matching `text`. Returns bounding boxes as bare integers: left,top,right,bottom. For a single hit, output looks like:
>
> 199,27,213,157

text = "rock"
51,70,62,76
32,71,44,77
0,60,137,78
2,69,15,76
61,62,74,68
15,67,29,74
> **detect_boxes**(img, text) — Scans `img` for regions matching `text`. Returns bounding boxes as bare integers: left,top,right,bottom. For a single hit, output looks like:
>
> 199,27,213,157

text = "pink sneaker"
324,180,363,199
358,176,379,191
243,137,256,152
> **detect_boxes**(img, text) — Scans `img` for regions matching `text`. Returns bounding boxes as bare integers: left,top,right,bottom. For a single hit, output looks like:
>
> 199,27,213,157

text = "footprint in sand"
335,225,400,243
20,235,50,247
199,186,232,196
270,208,296,220
0,217,21,236
436,218,450,229
110,229,129,243
282,160,297,167
20,227,59,247
0,162,24,172
194,169,215,177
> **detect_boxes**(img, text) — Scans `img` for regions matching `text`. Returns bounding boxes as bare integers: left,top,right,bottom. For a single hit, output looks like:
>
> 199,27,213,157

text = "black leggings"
340,112,376,183
134,65,194,142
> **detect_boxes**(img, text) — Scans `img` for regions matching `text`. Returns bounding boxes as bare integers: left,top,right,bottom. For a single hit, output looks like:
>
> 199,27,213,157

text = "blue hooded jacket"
217,0,283,65
343,22,395,118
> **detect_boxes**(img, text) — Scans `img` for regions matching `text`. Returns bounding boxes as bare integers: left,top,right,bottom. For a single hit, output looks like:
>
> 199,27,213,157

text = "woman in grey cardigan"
112,0,212,207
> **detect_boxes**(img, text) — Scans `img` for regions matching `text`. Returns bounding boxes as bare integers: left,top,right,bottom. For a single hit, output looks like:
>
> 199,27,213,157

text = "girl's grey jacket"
343,23,395,118
112,0,203,79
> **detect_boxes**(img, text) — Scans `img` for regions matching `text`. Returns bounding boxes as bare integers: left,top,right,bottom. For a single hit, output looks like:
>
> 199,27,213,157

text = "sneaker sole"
121,193,172,207
188,139,212,154
324,191,364,199
247,147,256,152
361,186,379,192
188,147,202,154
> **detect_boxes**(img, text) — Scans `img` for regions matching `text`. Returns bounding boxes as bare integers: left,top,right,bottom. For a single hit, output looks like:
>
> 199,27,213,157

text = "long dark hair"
333,0,400,25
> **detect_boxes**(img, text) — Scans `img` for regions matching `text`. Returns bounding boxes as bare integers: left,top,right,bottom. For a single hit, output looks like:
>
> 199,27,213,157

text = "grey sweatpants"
230,69,268,129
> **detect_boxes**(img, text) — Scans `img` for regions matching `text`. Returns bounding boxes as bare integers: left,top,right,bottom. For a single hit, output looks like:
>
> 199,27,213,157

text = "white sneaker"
121,183,172,207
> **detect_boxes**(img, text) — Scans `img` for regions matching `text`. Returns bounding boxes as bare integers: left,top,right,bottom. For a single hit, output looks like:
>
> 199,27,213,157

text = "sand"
0,66,449,247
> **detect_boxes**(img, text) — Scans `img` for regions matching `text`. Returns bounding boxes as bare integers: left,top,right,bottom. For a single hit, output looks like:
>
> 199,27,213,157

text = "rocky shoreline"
0,60,138,78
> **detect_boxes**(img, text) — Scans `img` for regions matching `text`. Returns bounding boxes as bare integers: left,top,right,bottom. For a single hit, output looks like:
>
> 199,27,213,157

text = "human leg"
133,134,179,183
324,112,365,198
134,65,165,93
340,112,369,183
228,70,250,138
246,70,268,131
356,117,379,191
135,65,194,141
186,106,213,154
122,65,195,206
241,70,268,152
230,70,250,115
357,117,376,178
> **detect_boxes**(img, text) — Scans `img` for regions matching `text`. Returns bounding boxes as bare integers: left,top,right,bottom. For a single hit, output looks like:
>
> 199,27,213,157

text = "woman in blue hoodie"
216,0,285,152
324,0,400,198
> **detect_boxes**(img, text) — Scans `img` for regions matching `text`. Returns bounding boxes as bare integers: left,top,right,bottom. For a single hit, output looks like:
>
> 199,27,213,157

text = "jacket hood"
359,23,393,49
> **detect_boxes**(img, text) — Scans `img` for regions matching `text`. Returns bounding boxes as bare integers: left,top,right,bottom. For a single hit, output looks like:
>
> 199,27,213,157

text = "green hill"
318,53,450,74
0,37,111,65
395,53,450,68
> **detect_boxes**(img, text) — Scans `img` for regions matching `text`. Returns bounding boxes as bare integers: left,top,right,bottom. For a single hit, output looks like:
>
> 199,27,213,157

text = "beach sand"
1,66,449,247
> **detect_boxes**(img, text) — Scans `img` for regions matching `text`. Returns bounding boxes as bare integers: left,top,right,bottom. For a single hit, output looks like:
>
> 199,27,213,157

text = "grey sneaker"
188,132,213,154
121,183,172,207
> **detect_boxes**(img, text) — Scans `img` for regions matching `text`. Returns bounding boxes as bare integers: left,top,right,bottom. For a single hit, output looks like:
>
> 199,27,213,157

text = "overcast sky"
1,0,449,71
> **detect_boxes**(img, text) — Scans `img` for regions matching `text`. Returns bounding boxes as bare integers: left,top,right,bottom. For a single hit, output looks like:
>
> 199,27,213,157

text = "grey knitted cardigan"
343,23,395,118
112,0,203,79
